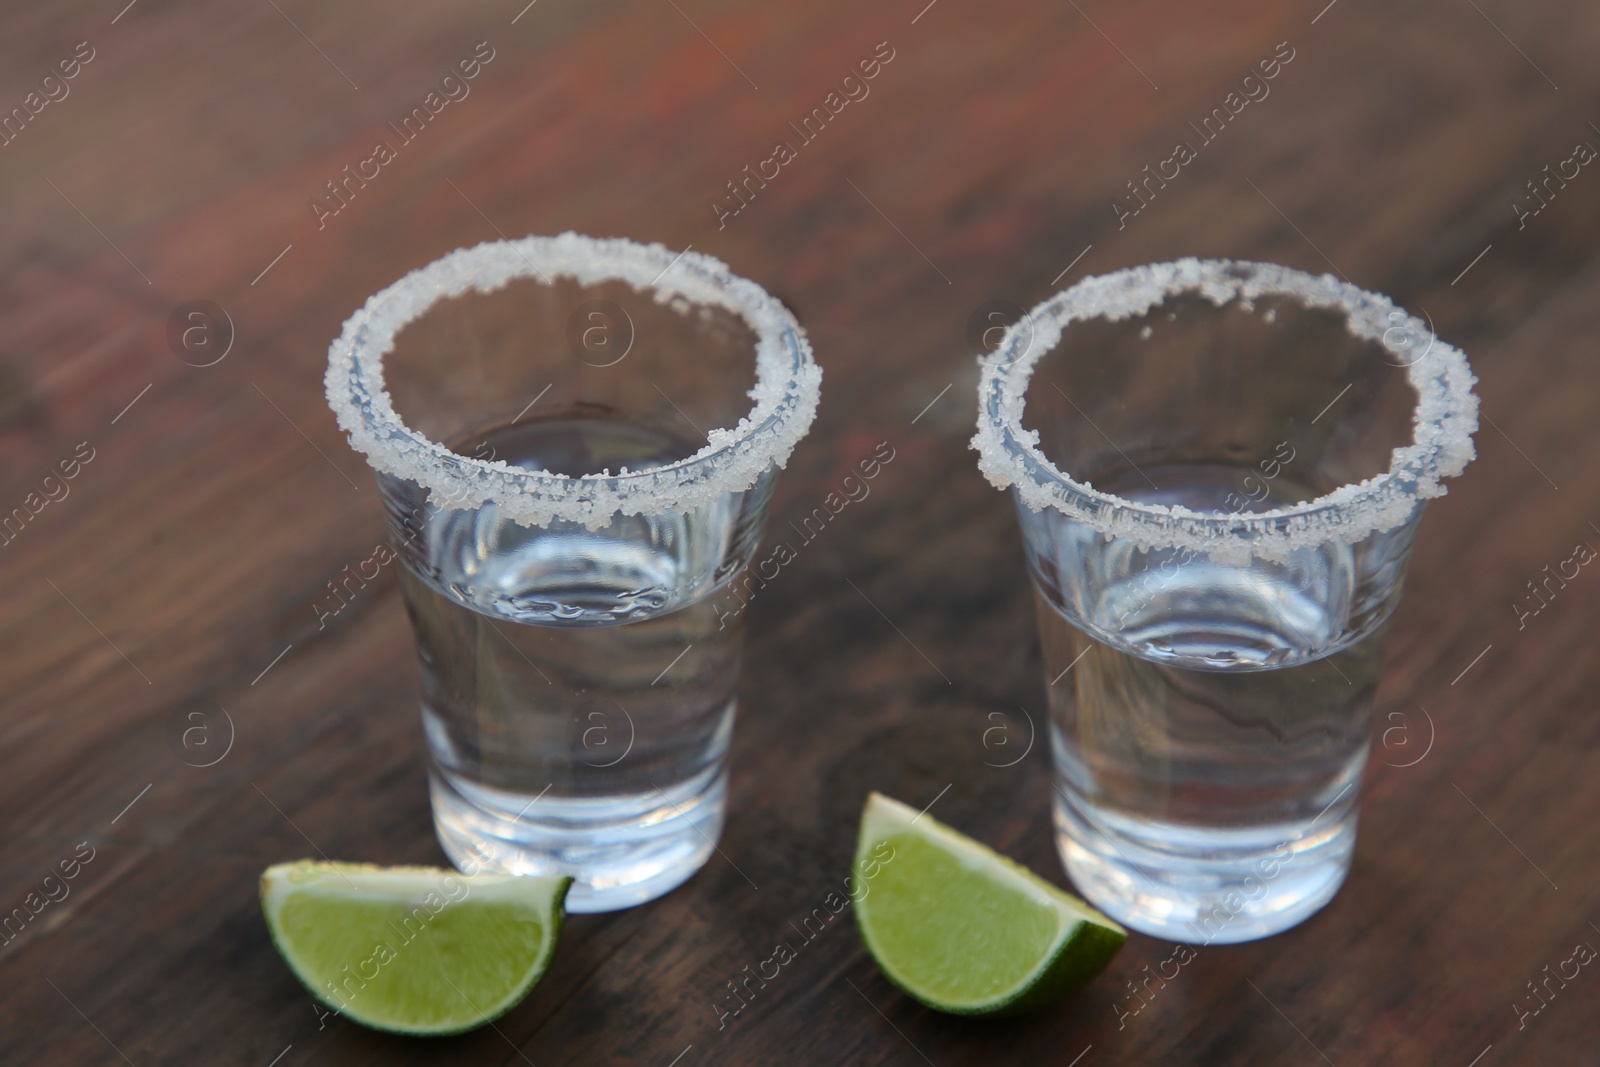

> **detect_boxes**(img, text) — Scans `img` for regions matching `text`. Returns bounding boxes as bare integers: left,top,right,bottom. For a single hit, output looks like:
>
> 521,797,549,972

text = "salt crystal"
326,233,821,530
970,258,1479,561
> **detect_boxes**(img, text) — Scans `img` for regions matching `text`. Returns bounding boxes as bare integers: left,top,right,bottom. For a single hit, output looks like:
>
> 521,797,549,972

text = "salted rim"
326,233,821,529
971,258,1479,562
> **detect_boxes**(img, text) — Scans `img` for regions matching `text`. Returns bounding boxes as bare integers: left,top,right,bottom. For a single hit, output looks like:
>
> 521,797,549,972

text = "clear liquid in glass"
382,416,755,912
1035,464,1386,943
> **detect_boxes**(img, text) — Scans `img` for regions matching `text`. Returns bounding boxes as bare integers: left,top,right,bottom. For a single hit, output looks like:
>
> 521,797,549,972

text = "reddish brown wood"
0,0,1597,1063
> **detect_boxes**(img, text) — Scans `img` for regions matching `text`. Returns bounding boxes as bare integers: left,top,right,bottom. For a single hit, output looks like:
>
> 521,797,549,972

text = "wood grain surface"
1,0,1597,1063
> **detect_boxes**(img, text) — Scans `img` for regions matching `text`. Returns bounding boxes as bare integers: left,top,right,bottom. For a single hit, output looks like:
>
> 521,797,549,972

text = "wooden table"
2,0,1596,1062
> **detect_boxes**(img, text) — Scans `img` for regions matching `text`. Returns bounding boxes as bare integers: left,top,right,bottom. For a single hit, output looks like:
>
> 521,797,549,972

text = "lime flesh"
853,792,1126,1015
261,861,569,1035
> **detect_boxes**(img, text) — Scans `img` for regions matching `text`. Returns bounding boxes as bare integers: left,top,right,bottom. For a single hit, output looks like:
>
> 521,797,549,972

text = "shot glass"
326,234,820,911
972,259,1478,942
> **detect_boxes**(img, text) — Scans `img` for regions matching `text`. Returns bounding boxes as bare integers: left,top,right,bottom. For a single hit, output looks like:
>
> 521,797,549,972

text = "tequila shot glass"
972,259,1477,941
327,234,820,911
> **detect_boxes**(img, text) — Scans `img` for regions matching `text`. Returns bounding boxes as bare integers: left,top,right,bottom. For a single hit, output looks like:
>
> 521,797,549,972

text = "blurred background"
1,0,1597,1063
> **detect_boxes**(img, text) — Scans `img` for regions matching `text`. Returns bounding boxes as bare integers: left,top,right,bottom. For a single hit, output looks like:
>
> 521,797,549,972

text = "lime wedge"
853,792,1126,1015
260,861,570,1035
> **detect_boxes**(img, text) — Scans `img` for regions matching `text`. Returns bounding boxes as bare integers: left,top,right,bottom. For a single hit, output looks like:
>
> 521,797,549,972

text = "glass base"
430,765,725,913
1052,789,1356,944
